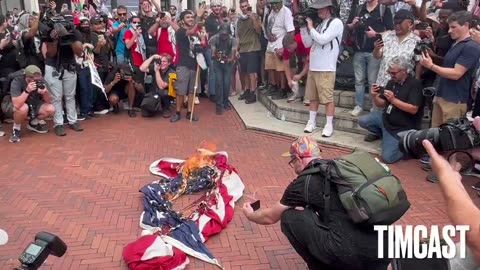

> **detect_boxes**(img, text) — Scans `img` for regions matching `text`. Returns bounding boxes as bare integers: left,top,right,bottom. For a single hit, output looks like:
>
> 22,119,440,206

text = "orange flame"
181,141,217,179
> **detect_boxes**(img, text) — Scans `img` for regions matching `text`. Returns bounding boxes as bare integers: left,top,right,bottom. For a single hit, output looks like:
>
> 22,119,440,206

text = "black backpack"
140,92,162,117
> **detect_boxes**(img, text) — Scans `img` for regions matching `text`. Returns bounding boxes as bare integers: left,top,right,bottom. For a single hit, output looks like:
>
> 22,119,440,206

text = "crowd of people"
0,0,480,171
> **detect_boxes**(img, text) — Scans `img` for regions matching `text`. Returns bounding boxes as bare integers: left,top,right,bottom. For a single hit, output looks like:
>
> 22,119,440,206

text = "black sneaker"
87,111,97,118
128,109,137,118
27,121,48,134
472,182,480,191
216,108,223,115
186,112,199,121
69,123,84,132
199,92,208,98
364,133,380,142
209,95,216,103
54,125,66,136
77,114,87,121
426,173,438,183
224,104,232,110
112,105,120,114
170,112,181,123
238,90,250,100
9,129,21,143
245,93,257,104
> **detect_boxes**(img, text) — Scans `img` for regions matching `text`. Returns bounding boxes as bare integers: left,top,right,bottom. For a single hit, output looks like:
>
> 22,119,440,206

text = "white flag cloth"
86,60,107,100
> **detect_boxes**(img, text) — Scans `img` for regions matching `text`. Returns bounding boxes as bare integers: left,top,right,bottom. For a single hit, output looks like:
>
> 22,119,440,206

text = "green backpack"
301,149,410,226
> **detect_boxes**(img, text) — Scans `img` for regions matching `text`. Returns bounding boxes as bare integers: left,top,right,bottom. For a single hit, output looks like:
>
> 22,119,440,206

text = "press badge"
386,104,393,114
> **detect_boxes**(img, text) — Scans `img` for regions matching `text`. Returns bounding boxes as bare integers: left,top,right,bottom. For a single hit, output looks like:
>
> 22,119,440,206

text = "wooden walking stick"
190,64,201,122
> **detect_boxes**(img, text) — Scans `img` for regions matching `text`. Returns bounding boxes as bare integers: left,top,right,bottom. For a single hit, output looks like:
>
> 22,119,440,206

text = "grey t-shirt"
10,76,47,99
10,76,27,98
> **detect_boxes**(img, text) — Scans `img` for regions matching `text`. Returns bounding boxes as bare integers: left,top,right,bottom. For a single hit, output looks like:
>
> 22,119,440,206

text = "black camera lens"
35,81,45,90
399,128,440,158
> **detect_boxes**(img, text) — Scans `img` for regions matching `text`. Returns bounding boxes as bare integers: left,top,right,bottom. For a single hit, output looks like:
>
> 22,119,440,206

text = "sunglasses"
132,21,140,24
288,156,297,168
118,12,127,16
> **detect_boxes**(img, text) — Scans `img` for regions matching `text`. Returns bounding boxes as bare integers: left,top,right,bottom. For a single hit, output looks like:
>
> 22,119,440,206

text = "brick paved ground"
0,102,479,270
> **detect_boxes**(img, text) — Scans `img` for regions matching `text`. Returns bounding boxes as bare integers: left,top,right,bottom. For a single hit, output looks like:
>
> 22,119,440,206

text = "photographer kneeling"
139,54,175,118
103,63,144,117
358,56,424,163
9,65,55,143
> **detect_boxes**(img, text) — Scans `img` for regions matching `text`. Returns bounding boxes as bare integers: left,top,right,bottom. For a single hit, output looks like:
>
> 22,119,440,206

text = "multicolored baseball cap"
281,136,322,158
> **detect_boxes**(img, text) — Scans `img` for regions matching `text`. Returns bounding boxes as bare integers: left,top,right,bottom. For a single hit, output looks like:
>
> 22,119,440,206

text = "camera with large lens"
399,117,480,158
16,232,67,270
294,8,319,27
39,13,75,45
414,39,433,55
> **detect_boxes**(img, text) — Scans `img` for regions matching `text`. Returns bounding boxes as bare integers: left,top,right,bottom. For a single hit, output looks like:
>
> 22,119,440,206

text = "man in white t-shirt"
300,0,343,137
264,0,295,100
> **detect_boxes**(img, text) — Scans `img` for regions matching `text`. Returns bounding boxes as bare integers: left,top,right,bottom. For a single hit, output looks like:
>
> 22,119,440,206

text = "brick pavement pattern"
0,104,479,270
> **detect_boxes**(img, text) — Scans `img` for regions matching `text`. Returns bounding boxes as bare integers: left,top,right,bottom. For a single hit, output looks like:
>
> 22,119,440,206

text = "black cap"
90,15,103,24
394,9,415,23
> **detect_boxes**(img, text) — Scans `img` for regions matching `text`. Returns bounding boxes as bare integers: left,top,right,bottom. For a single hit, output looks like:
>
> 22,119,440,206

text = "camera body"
399,117,480,158
18,232,67,270
414,39,433,55
358,13,370,27
294,8,318,27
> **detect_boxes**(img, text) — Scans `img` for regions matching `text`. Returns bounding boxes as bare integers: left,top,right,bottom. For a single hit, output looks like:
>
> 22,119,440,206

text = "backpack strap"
300,164,333,225
379,4,385,23
321,18,340,50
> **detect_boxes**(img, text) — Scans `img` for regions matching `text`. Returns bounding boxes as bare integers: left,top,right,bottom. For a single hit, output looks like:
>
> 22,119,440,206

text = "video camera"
399,117,480,160
39,13,75,45
294,8,319,27
15,232,67,270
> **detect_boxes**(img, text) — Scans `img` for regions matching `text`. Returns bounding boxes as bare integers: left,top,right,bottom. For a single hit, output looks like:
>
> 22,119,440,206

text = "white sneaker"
304,99,310,106
467,111,473,121
304,120,317,133
194,96,200,105
322,125,333,137
94,109,109,115
350,105,362,117
287,92,298,103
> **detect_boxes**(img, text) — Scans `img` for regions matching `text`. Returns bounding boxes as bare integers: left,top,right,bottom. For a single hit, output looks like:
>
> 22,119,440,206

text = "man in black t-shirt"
171,8,205,123
103,63,145,117
242,136,389,270
43,26,85,137
359,55,424,164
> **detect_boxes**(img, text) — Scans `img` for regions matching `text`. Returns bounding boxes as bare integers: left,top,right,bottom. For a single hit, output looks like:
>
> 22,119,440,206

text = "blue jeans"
214,61,232,109
353,52,381,108
204,48,216,96
116,54,127,64
358,110,403,164
78,68,94,115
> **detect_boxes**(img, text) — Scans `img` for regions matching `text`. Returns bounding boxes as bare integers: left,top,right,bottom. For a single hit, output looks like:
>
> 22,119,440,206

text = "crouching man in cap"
9,65,55,143
242,136,390,270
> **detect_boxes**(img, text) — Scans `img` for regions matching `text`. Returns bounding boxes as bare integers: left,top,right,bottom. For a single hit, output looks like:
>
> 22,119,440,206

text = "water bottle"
267,111,272,118
281,113,286,121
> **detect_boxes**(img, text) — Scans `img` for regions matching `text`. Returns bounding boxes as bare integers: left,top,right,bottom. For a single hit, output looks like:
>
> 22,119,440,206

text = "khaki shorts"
431,96,467,128
305,71,336,104
265,52,284,72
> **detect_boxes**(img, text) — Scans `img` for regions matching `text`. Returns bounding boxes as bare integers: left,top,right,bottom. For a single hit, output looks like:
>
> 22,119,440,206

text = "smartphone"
378,86,387,100
250,200,260,211
199,1,205,6
471,19,478,29
247,6,252,12
375,33,382,41
416,22,429,30
159,11,166,18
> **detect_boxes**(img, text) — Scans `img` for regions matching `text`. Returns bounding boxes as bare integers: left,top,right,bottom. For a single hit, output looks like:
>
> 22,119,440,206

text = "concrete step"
259,91,370,135
229,95,381,154
259,90,431,135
